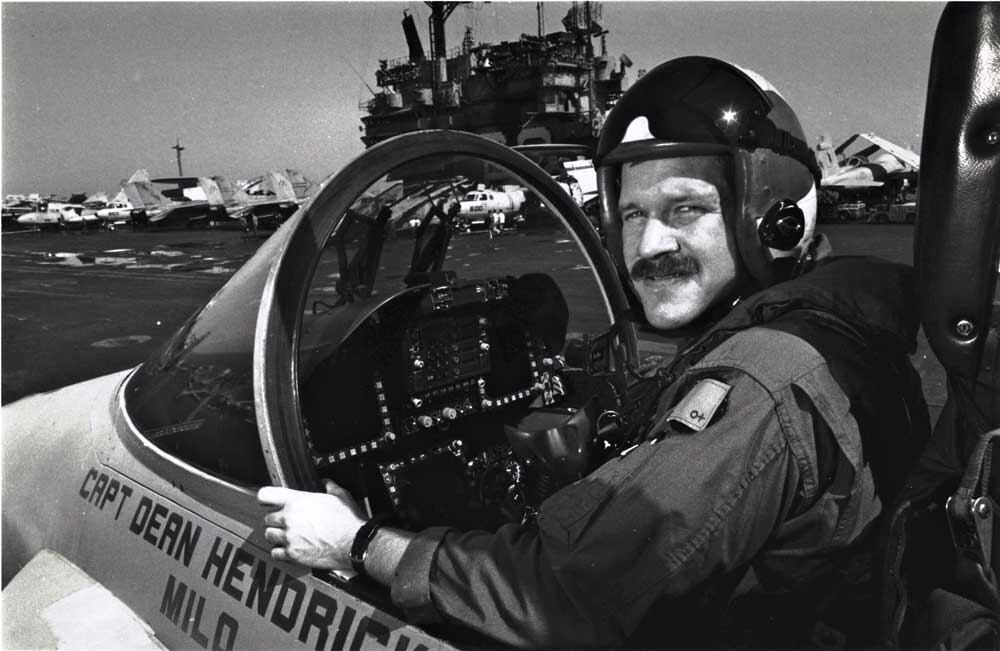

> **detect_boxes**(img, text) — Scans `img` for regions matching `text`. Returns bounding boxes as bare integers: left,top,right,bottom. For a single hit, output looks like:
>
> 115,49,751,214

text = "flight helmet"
595,56,822,289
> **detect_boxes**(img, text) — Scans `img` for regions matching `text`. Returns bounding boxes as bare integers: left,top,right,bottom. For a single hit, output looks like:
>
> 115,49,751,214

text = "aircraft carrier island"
360,2,631,149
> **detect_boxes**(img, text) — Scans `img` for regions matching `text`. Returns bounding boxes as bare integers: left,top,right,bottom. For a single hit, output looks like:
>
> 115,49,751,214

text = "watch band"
349,514,392,578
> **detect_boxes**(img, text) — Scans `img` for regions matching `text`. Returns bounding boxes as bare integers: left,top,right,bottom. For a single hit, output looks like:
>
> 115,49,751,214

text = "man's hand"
257,480,366,570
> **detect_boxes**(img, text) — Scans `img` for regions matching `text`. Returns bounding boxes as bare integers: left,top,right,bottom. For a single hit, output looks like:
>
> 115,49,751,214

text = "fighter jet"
4,5,998,647
242,168,315,202
201,171,302,232
122,169,227,228
2,131,635,649
816,132,920,189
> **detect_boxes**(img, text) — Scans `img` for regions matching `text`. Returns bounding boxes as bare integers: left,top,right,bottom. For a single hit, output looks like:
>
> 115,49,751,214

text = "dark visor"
599,57,820,181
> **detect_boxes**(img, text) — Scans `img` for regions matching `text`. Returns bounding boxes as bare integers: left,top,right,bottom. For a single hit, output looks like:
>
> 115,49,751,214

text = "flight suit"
388,256,930,648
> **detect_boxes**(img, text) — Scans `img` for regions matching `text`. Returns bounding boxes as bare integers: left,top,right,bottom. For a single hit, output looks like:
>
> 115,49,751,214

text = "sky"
2,1,944,197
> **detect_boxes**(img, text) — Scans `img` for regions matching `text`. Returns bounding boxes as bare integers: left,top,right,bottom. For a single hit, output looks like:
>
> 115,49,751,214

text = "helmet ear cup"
757,199,805,251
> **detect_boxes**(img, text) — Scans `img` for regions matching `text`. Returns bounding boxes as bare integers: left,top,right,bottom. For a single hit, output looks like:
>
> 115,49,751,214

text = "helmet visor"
599,57,819,181
602,57,771,152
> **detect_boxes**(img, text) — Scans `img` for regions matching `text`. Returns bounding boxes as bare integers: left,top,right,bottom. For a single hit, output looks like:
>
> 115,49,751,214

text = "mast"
426,1,462,60
172,138,185,177
425,2,465,107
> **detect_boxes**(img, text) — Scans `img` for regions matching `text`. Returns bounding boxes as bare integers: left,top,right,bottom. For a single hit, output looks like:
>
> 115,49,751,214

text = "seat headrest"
915,3,1000,382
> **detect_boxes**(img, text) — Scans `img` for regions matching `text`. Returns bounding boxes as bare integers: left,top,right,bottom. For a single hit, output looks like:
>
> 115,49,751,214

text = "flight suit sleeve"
388,369,807,648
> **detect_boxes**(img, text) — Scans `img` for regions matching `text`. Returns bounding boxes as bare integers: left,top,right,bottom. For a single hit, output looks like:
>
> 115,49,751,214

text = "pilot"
258,57,931,648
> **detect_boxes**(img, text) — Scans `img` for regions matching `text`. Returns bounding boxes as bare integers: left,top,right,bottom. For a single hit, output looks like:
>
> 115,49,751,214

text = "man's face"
619,156,744,330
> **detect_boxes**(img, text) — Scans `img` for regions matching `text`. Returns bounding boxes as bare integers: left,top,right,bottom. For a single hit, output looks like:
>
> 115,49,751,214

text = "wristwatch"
349,513,392,578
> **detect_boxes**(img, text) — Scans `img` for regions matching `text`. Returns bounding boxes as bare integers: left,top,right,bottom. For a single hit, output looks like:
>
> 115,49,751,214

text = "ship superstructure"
360,2,631,149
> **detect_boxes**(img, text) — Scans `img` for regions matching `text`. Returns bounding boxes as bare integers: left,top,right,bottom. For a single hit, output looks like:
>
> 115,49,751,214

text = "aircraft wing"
821,179,885,189
857,133,921,170
149,200,212,224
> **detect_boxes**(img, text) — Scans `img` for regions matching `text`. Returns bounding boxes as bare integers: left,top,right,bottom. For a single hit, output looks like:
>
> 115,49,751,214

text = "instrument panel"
300,274,571,528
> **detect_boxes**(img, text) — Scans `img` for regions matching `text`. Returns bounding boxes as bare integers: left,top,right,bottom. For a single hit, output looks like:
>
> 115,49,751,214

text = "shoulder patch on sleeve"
667,378,731,432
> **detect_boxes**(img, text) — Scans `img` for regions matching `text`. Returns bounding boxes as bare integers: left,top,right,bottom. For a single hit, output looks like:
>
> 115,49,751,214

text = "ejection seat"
883,3,1000,648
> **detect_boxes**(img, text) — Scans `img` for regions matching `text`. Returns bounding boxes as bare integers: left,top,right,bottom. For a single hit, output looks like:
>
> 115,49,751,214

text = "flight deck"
2,224,947,416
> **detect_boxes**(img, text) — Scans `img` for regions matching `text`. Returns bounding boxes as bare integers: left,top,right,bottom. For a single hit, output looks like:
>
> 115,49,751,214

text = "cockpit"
124,132,636,533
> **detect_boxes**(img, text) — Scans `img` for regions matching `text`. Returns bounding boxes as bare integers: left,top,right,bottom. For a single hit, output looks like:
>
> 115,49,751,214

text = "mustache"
630,254,700,280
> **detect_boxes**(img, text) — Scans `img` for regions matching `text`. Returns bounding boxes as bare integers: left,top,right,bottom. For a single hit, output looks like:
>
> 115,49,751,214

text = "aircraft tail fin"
267,170,298,202
282,169,314,199
213,176,258,205
124,180,168,209
199,177,227,207
127,169,151,184
121,169,171,207
121,184,140,209
814,134,839,179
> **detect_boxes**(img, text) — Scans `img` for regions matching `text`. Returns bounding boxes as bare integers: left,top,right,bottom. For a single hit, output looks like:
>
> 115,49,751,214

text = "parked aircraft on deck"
15,202,98,229
456,186,526,231
514,143,597,207
816,132,920,189
2,195,44,228
122,169,227,228
201,171,301,231
96,201,135,228
243,168,315,203
3,131,628,650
